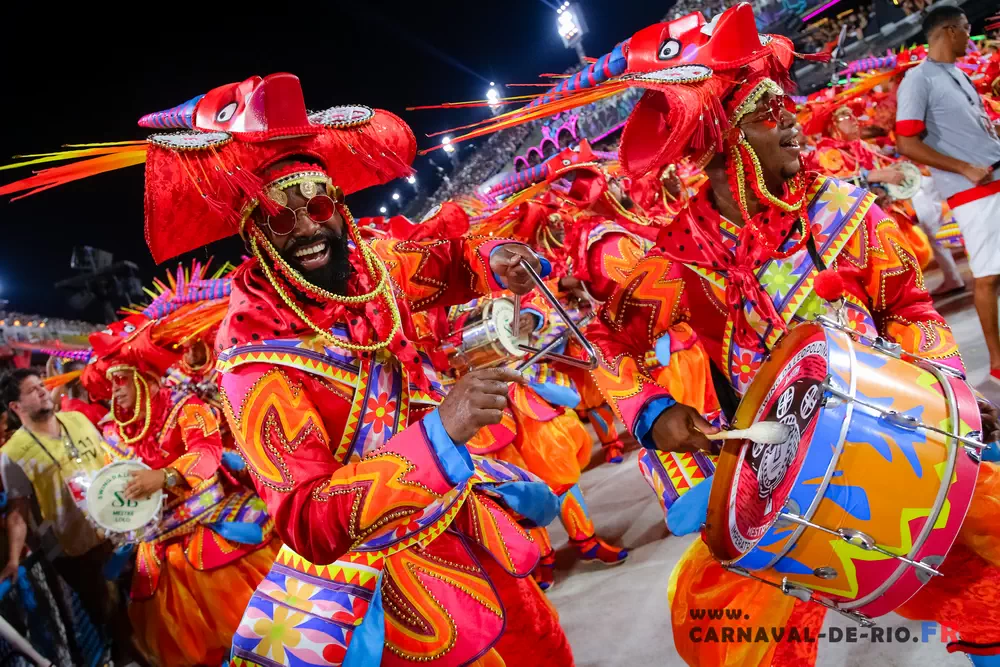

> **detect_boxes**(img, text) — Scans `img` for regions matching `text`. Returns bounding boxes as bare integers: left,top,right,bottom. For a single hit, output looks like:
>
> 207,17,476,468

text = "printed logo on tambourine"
86,461,162,535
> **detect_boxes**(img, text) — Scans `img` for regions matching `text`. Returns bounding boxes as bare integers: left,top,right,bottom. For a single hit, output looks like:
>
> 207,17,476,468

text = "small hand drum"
883,162,923,201
443,298,528,376
87,460,163,540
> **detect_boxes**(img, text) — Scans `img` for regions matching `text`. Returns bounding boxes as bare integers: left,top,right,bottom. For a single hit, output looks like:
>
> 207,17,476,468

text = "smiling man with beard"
202,93,574,666
0,73,574,667
265,172,354,294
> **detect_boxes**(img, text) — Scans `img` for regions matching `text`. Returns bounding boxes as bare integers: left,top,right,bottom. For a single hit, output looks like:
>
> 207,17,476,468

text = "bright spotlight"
557,3,587,49
442,136,455,153
379,206,387,214
392,192,400,201
406,175,416,184
486,88,500,104
490,81,495,86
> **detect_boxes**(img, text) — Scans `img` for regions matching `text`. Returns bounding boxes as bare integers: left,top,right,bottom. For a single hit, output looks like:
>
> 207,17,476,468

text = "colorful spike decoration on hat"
118,258,237,349
121,259,234,321
487,141,600,199
0,73,416,263
410,4,817,180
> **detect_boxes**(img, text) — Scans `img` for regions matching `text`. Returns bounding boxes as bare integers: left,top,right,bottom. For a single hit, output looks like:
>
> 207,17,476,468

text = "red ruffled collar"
654,175,818,350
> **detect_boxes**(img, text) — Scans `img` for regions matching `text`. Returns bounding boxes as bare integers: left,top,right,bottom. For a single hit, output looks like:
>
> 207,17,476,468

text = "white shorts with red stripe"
950,189,1000,278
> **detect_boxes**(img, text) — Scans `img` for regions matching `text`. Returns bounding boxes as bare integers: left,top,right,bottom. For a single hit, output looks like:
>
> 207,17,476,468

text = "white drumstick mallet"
705,422,791,445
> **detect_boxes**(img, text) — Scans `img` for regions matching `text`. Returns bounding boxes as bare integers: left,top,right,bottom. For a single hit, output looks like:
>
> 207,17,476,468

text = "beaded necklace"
249,207,401,353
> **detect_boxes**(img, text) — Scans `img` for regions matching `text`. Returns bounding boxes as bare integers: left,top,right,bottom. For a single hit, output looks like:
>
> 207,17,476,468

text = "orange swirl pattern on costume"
589,232,647,301
451,494,536,576
371,235,509,310
383,537,506,661
603,254,686,345
229,369,330,491
171,400,223,485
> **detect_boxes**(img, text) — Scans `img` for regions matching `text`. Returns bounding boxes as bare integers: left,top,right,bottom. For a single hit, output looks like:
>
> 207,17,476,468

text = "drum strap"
806,234,828,272
710,359,740,424
710,234,828,424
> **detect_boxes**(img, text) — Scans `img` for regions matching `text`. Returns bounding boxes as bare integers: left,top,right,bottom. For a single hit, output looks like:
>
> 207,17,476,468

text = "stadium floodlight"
557,3,588,58
392,192,400,201
379,206,387,214
487,86,502,115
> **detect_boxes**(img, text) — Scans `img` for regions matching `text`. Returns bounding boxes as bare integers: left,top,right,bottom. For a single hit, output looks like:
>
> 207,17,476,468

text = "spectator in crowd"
0,369,117,639
896,6,1000,382
52,360,108,427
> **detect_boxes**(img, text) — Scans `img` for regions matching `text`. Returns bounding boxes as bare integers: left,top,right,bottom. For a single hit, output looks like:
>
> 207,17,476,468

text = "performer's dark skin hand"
489,244,543,295
558,276,590,307
650,403,721,453
124,469,166,501
978,398,1000,444
438,367,527,443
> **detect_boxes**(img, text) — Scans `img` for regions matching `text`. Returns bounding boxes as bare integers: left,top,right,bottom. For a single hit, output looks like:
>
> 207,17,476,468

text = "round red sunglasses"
262,183,338,236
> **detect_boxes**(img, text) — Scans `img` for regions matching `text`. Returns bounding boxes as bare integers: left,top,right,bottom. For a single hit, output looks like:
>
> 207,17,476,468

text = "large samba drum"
705,319,983,623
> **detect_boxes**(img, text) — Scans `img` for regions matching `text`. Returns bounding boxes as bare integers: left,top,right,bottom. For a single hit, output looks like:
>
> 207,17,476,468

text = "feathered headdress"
81,259,235,399
1,73,416,263
412,4,810,180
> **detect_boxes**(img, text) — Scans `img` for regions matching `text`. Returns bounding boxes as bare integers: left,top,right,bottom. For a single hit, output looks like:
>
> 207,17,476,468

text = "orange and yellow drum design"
706,322,981,619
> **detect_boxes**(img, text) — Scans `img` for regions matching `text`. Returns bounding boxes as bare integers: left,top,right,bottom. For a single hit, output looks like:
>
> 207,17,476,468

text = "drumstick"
705,422,791,445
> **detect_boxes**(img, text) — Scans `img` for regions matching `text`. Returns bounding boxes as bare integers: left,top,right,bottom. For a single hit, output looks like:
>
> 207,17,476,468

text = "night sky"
0,1,671,321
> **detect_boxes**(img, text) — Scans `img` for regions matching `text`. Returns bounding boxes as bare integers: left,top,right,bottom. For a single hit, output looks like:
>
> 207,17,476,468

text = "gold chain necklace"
114,371,153,445
250,212,402,353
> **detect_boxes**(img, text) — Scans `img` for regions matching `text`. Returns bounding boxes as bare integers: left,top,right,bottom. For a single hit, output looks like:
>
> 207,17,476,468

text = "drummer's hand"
438,367,526,443
490,244,542,295
978,397,1000,444
124,469,166,501
650,403,720,453
558,276,589,307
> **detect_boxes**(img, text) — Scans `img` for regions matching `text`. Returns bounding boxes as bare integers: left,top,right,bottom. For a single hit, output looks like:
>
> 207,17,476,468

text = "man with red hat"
83,314,280,667
579,8,1000,667
0,74,574,666
430,4,1000,665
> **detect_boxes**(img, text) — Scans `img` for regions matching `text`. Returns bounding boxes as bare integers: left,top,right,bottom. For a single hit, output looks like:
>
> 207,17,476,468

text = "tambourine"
883,162,923,201
86,460,163,541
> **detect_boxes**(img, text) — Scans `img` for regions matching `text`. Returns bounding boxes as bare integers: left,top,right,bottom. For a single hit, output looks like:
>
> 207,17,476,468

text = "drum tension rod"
815,316,965,380
778,512,943,578
822,384,985,451
724,565,876,627
511,259,598,370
